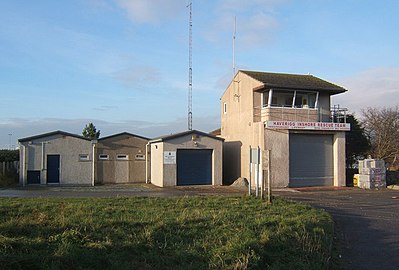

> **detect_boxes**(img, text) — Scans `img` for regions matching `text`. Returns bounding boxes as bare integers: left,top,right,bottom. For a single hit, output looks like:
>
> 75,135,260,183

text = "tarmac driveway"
277,188,399,270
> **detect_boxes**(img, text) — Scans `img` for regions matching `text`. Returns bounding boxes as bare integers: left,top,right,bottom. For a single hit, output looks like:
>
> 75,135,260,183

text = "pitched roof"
99,132,149,141
149,130,224,143
209,128,221,137
240,70,347,94
18,130,90,142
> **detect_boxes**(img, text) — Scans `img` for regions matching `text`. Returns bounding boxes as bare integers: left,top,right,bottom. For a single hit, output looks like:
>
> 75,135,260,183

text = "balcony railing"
254,105,347,123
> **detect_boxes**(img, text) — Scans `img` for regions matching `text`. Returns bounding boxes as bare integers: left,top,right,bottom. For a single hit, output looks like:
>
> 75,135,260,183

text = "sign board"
265,121,350,131
163,151,176,164
250,148,260,164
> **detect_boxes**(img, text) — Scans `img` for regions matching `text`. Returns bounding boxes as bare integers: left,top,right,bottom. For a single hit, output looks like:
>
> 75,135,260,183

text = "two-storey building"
221,70,350,188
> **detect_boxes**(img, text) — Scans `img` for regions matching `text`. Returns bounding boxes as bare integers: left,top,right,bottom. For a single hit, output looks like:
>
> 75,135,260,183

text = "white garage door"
289,134,333,187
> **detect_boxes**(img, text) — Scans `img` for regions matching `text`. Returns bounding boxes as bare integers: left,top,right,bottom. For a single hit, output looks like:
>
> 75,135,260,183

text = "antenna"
233,16,236,77
187,1,193,130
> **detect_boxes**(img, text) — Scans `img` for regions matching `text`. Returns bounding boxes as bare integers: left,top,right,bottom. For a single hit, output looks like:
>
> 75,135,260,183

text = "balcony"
254,105,347,123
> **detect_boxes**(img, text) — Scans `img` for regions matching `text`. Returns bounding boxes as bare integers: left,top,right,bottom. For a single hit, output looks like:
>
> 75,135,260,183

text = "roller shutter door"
289,134,333,187
177,149,212,185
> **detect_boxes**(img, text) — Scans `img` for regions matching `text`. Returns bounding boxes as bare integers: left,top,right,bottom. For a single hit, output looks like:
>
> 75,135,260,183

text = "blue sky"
1,0,399,149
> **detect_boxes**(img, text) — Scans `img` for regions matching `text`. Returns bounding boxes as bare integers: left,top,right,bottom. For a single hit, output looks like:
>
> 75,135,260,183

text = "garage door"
289,134,333,187
177,149,212,185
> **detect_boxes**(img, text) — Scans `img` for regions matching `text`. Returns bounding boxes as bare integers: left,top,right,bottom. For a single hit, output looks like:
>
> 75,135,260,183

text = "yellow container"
353,174,359,187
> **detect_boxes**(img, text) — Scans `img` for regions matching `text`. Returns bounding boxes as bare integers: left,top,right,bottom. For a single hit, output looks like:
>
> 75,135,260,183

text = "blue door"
177,149,212,185
47,155,60,183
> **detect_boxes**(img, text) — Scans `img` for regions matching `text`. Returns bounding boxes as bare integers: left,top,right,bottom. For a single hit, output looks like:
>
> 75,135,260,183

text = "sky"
1,0,399,149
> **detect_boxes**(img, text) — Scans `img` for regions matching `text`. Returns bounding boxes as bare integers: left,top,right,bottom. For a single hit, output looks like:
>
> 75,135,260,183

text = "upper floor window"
262,89,318,108
223,102,227,114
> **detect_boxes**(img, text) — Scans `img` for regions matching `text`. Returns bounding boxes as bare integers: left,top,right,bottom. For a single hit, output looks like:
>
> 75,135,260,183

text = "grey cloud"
111,65,162,87
0,115,220,149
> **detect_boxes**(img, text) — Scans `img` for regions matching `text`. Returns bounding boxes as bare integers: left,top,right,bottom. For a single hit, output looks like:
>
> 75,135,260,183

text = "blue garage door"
47,155,60,183
177,149,212,186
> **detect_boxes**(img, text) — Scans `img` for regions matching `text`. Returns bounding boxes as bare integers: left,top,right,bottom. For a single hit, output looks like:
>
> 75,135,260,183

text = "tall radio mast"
233,16,236,77
187,1,193,130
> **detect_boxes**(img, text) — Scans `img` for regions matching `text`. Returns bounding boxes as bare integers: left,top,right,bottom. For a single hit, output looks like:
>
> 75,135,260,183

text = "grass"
0,196,334,270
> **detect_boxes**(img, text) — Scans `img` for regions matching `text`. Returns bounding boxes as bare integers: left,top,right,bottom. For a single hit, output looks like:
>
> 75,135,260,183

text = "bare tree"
362,106,399,165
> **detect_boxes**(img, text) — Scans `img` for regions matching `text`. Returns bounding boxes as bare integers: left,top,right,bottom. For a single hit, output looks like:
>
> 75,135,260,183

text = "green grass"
0,197,333,270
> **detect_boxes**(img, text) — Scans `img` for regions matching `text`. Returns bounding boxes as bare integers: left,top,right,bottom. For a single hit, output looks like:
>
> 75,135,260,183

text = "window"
264,90,318,108
135,154,145,160
295,92,317,108
116,154,128,160
98,154,109,160
262,92,269,107
223,102,227,114
79,154,89,161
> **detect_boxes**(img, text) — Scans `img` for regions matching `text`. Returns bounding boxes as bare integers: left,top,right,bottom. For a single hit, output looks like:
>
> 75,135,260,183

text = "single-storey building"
19,131,93,186
96,132,149,184
221,70,350,188
147,130,224,187
18,130,150,186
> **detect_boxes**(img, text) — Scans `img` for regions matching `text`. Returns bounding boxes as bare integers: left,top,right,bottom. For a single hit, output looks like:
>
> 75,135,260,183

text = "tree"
82,123,100,140
361,106,399,166
343,115,370,168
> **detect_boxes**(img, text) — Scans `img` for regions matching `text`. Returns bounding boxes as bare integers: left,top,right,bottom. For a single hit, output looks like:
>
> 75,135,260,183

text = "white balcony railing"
254,105,348,123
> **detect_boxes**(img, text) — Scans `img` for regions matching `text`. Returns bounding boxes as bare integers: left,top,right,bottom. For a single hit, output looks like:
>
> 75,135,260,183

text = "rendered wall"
150,142,164,187
264,129,290,187
20,134,92,185
333,132,346,186
221,72,265,185
97,135,148,184
150,133,223,187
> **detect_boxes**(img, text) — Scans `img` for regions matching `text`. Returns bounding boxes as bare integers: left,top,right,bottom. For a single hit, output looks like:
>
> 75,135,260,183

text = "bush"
0,168,18,187
0,150,19,162
386,171,399,185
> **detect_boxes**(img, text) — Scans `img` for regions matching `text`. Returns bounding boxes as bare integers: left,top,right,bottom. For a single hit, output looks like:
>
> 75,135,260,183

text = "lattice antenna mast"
233,16,236,77
187,1,193,130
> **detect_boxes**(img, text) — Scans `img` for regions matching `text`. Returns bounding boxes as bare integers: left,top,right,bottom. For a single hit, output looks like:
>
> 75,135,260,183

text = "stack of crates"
358,159,386,189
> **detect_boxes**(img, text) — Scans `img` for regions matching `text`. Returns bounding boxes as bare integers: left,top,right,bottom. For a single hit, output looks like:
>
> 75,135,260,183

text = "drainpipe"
145,142,150,184
91,140,97,187
41,141,49,184
41,142,45,171
19,143,26,187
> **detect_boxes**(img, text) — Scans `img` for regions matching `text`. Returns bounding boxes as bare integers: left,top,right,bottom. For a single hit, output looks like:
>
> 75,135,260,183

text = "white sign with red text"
265,121,350,131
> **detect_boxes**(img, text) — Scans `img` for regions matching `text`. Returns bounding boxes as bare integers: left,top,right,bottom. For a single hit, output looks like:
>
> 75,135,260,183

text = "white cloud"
333,67,399,116
204,0,286,48
217,0,288,12
115,0,185,24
